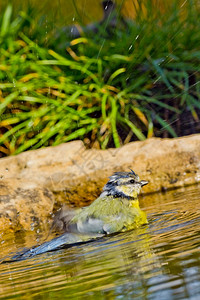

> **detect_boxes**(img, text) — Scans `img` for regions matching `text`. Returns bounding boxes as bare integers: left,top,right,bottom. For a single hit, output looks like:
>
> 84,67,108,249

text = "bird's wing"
52,206,82,231
76,215,124,235
76,218,105,234
102,215,125,234
69,197,127,235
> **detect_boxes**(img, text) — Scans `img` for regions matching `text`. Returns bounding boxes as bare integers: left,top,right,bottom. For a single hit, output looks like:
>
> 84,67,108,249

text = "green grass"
0,1,200,156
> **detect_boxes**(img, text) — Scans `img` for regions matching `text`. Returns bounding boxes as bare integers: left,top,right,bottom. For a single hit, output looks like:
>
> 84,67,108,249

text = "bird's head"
100,170,148,200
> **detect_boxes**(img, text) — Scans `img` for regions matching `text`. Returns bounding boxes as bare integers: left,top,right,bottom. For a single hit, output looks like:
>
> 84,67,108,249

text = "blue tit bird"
67,170,148,234
11,170,148,260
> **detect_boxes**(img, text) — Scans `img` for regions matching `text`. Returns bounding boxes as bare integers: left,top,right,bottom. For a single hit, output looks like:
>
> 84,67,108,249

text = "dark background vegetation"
0,0,200,157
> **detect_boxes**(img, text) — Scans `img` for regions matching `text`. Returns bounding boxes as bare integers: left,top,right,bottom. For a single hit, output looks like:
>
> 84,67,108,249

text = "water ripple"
0,184,200,299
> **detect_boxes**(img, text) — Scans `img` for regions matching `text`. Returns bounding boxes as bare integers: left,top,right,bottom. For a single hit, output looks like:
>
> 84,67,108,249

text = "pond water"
0,184,200,299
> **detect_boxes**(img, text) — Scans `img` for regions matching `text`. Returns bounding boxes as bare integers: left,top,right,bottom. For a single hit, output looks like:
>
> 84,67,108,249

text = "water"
0,184,200,299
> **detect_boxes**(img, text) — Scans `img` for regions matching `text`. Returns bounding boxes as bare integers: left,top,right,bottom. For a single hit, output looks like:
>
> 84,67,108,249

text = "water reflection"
0,184,200,299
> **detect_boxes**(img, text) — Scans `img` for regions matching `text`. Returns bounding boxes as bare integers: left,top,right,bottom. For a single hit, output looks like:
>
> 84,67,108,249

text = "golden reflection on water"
0,184,200,299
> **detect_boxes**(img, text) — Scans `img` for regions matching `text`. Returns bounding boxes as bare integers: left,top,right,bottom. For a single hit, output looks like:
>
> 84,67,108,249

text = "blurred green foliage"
0,1,200,156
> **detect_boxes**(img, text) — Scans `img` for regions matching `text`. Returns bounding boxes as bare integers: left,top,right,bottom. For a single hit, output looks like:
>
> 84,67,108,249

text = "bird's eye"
130,179,135,184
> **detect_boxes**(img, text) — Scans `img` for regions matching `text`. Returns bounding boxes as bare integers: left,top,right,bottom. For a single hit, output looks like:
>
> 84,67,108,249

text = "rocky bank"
0,134,200,232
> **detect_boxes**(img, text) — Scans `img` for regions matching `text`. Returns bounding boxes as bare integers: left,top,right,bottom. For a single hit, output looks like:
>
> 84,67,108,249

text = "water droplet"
195,173,200,182
181,0,187,8
135,35,139,40
28,120,34,128
129,45,133,50
31,223,35,231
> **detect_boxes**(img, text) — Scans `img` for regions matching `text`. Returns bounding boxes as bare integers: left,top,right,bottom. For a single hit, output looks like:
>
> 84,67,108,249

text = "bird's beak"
139,180,148,187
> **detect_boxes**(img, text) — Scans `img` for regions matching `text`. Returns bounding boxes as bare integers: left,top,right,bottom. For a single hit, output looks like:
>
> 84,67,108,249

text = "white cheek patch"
135,184,141,193
117,184,141,197
117,185,131,194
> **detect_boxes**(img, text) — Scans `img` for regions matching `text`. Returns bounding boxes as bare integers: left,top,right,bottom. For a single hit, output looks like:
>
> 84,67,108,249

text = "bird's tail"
4,232,103,262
